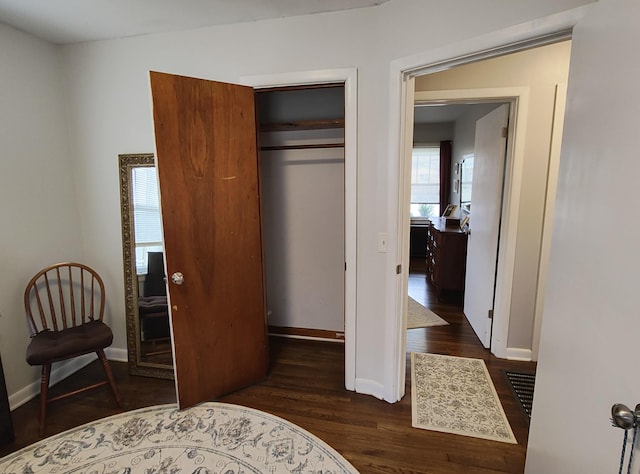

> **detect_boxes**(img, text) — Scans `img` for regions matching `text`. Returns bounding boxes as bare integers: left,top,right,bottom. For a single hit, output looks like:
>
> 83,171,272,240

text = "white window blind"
132,167,163,274
411,146,440,218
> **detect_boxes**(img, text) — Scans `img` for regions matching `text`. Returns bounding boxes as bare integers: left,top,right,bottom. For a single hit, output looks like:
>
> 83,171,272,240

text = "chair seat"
26,320,113,366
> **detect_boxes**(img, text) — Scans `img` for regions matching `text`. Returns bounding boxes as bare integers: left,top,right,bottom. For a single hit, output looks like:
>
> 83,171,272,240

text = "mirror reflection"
119,153,174,379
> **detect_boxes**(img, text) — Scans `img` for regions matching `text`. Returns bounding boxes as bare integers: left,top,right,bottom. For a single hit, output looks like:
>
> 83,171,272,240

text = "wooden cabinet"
426,217,468,301
410,224,429,258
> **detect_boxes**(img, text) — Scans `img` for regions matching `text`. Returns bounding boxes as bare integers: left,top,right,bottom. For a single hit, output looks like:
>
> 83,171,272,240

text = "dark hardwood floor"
1,259,536,473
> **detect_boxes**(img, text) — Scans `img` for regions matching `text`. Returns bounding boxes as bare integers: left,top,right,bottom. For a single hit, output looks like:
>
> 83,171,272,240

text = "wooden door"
463,104,509,348
149,71,268,408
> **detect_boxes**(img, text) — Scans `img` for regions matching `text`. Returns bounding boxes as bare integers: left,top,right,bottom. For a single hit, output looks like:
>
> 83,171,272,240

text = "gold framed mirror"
119,153,174,379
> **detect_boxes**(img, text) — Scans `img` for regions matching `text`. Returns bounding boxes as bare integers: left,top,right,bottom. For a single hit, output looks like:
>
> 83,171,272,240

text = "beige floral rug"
0,402,359,473
407,296,449,329
411,352,517,444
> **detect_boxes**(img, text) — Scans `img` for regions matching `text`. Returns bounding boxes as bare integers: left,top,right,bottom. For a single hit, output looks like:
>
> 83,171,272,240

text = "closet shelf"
260,119,345,132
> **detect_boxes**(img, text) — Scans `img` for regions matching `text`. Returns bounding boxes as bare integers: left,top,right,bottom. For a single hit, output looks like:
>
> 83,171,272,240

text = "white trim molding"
8,354,96,410
106,347,128,363
531,83,568,361
355,378,385,401
505,348,533,362
9,348,127,411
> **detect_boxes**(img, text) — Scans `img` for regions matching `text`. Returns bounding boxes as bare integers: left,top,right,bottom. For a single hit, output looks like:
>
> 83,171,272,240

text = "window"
410,146,440,218
132,167,163,274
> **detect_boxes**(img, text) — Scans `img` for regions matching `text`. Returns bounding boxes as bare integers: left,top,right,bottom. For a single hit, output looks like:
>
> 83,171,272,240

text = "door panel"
463,104,509,348
149,71,268,408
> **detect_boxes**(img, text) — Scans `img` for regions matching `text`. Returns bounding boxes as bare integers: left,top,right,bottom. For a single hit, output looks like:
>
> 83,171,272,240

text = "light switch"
378,232,388,253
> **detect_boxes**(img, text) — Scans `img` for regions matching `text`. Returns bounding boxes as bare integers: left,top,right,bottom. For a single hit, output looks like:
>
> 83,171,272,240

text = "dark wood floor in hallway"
1,261,536,473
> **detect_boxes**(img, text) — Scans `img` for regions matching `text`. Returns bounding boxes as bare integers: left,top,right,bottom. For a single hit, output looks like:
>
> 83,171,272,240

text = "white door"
463,104,509,347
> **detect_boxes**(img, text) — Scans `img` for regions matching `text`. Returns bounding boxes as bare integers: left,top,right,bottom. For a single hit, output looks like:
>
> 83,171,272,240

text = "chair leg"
97,350,122,407
39,364,51,437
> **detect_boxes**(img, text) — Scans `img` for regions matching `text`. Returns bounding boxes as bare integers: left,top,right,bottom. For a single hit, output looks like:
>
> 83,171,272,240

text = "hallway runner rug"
407,296,449,329
505,371,535,421
0,402,359,473
411,352,517,444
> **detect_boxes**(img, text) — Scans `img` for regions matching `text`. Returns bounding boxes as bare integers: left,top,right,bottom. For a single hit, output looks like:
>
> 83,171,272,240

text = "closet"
256,85,345,340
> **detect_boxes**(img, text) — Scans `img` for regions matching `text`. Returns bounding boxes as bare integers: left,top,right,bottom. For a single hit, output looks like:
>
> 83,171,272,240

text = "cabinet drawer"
432,231,442,247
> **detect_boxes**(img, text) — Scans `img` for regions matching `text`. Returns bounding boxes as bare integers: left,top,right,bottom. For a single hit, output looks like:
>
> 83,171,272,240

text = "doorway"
386,35,572,402
409,101,511,348
244,68,358,390
257,86,346,341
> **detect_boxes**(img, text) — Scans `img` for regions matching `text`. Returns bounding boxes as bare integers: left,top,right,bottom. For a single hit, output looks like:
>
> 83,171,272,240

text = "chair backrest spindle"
69,265,77,327
43,272,59,332
89,273,96,322
57,267,69,330
81,268,87,324
32,281,48,332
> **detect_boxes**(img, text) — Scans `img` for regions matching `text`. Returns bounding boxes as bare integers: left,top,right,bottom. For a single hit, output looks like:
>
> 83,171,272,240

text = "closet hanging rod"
260,143,344,152
260,119,345,132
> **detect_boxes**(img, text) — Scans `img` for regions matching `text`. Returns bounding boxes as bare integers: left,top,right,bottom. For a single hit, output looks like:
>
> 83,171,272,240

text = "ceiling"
414,104,474,124
413,103,504,125
0,0,388,45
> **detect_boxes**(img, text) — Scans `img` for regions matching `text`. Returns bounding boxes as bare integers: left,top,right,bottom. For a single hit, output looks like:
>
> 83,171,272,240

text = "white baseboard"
105,347,128,363
505,347,532,361
354,378,385,400
8,354,96,410
8,349,128,411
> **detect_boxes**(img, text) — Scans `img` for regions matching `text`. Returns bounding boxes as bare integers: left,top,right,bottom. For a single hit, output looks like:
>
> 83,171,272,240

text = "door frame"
531,83,568,360
383,7,589,403
241,68,357,391
411,90,526,351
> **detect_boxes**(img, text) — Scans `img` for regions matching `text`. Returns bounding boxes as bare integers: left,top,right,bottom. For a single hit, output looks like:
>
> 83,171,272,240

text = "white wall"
527,0,640,471
449,104,502,209
413,122,453,144
261,131,345,332
1,0,597,403
0,24,84,396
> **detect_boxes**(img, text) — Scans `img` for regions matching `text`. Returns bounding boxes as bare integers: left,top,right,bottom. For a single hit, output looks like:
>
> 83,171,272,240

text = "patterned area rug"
0,402,359,473
411,353,517,444
407,296,449,329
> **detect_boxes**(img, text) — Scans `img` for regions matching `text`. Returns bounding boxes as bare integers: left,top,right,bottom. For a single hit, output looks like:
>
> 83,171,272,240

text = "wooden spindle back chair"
24,262,122,436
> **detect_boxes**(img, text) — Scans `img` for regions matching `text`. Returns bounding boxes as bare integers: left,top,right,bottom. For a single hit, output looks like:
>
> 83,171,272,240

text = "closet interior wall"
257,86,346,340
